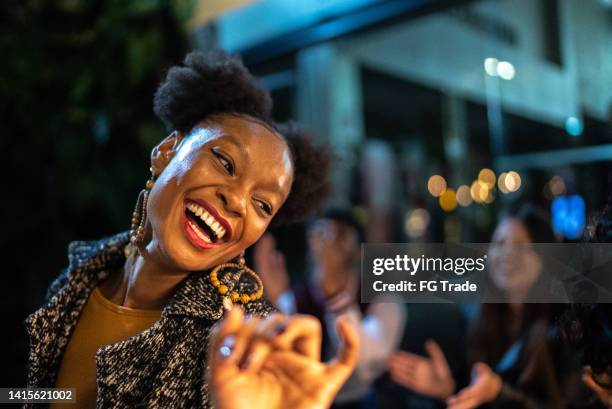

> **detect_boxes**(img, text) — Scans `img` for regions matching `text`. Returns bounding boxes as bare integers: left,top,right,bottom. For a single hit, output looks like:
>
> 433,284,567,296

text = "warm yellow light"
405,208,431,238
456,185,473,207
505,171,521,192
498,172,509,193
470,181,483,203
478,168,496,188
427,175,447,197
439,188,457,212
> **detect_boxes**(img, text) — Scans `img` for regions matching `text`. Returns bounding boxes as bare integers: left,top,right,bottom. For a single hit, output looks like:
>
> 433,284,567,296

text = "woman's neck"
100,242,189,310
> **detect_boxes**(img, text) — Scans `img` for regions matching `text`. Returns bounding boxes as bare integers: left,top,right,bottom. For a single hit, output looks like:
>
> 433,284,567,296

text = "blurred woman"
389,205,593,409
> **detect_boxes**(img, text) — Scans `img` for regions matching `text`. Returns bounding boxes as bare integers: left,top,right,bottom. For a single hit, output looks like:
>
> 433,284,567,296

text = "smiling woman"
24,50,357,409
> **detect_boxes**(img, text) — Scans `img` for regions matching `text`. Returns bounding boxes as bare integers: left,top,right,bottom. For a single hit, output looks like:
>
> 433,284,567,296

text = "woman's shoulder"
45,232,129,303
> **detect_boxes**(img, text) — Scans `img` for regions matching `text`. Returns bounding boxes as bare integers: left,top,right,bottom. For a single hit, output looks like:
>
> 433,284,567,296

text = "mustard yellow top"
51,287,161,409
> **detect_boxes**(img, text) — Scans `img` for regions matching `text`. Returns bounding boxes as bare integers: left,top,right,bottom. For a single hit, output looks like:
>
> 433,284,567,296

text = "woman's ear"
151,131,183,176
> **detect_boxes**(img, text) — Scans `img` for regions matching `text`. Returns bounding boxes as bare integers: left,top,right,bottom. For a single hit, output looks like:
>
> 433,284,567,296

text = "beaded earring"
125,169,155,258
210,252,264,311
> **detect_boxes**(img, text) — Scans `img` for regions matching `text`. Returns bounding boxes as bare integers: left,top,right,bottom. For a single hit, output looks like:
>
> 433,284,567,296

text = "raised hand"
387,339,455,399
253,234,290,305
446,362,502,409
208,309,359,409
583,366,612,408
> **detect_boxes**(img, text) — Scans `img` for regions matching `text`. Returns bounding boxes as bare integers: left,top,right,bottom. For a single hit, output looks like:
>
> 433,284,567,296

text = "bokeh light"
439,188,457,212
484,57,499,76
405,208,431,239
456,185,473,207
497,61,515,80
427,175,447,197
478,168,496,188
505,171,521,192
498,172,509,193
565,116,583,137
498,171,521,193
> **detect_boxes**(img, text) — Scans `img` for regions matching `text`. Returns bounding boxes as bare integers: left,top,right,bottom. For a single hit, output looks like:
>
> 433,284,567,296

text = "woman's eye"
213,150,234,175
256,200,273,216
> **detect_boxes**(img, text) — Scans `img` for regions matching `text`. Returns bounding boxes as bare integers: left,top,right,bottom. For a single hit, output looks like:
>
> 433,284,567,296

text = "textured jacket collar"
25,231,271,396
59,231,231,320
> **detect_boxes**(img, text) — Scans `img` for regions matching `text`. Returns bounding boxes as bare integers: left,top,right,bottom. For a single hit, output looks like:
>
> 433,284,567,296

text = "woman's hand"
583,366,612,408
208,308,359,409
253,234,289,305
387,340,455,400
446,362,502,409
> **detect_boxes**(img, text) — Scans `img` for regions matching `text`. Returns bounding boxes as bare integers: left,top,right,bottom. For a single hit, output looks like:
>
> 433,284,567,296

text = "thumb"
472,362,489,380
327,316,360,380
425,339,449,374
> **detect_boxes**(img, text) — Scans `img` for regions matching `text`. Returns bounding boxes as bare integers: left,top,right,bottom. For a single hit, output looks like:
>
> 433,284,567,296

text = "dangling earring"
210,251,264,311
125,169,155,258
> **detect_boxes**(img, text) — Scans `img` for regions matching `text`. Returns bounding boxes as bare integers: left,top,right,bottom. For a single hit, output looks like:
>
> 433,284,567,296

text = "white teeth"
185,201,228,240
188,220,212,243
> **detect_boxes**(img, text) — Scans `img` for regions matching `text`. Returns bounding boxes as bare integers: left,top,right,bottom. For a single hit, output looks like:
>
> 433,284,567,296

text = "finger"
389,351,424,367
228,314,261,369
389,368,418,389
425,339,451,376
326,316,359,379
241,337,271,372
472,362,488,377
241,314,287,372
387,357,418,376
208,308,245,381
269,314,322,360
388,358,417,377
447,396,480,409
447,386,477,406
583,373,607,398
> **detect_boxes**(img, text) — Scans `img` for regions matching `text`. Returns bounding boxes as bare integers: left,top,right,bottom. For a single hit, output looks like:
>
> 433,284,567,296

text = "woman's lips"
181,198,233,250
182,213,219,249
186,198,233,240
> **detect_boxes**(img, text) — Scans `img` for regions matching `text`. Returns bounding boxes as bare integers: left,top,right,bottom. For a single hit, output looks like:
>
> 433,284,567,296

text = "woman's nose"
217,189,245,218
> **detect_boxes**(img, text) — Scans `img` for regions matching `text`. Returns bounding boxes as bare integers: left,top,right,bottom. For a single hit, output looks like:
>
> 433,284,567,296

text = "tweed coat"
24,232,275,408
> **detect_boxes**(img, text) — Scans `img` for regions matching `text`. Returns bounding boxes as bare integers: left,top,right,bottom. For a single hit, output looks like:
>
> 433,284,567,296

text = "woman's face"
146,113,293,272
488,218,542,296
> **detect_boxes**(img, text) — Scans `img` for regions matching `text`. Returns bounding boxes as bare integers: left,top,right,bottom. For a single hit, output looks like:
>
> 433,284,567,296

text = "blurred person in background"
389,205,597,409
562,303,612,409
560,203,612,409
25,49,359,408
255,208,407,409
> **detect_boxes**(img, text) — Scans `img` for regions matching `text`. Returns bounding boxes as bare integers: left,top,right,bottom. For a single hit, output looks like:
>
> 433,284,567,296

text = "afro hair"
272,122,332,226
153,50,332,225
153,49,273,133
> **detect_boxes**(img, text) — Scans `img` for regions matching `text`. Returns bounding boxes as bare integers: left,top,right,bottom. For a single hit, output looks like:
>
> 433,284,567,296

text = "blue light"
551,195,585,240
565,116,583,137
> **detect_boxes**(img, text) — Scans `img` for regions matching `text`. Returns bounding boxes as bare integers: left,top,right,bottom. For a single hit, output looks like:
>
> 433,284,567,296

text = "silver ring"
219,345,232,358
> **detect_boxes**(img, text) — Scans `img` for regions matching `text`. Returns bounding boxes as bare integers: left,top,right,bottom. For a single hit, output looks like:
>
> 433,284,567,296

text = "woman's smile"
182,198,233,250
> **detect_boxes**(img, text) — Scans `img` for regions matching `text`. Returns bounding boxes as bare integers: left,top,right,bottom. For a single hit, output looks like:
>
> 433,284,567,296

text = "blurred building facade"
203,0,612,242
